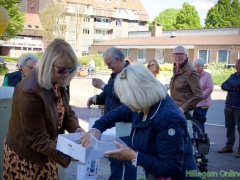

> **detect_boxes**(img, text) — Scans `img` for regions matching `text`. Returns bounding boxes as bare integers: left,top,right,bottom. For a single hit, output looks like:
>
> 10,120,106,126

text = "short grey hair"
114,64,167,110
19,54,38,67
173,46,187,54
36,38,78,90
193,58,205,66
103,46,125,61
236,58,240,63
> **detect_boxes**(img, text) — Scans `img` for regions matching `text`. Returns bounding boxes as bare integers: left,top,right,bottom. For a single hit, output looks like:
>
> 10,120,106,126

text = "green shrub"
79,54,109,70
0,56,18,62
160,63,173,71
0,66,9,76
20,52,43,60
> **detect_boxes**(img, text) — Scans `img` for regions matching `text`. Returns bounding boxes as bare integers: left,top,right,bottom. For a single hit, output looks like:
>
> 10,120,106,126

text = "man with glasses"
87,46,137,180
170,46,202,115
2,54,38,87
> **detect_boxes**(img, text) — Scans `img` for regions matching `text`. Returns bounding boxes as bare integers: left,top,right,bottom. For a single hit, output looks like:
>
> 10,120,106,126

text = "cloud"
192,0,216,11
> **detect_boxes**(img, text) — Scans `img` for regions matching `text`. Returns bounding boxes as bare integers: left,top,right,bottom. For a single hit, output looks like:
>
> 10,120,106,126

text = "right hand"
87,96,97,109
80,129,101,148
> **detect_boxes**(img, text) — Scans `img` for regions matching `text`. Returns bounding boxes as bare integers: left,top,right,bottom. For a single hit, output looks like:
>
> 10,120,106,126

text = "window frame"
217,50,231,64
198,50,210,64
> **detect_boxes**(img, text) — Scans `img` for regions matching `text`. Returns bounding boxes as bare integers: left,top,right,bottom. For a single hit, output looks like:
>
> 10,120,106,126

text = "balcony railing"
93,34,112,40
0,40,43,47
18,29,44,37
94,22,114,29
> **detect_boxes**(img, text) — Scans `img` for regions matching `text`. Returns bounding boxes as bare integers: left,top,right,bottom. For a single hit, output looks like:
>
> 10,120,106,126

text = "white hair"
19,54,38,67
193,58,205,66
114,64,167,110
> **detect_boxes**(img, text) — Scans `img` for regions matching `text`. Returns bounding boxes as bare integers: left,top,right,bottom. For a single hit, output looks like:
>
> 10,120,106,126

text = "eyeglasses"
173,53,185,56
148,64,155,68
25,65,35,70
120,68,127,79
106,58,116,67
54,66,76,74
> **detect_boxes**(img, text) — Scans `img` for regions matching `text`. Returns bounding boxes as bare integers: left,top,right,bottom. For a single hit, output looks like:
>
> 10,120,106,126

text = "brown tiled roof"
53,0,148,15
24,13,43,30
92,34,240,46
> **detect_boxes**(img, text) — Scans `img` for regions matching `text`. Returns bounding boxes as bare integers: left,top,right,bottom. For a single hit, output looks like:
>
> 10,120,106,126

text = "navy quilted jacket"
92,95,201,180
221,72,240,108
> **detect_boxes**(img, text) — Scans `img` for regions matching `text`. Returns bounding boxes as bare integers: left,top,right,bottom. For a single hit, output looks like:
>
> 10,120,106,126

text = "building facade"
3,0,148,58
89,26,240,65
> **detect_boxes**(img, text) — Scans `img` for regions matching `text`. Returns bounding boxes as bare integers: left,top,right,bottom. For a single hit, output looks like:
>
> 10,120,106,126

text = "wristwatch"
131,158,137,167
101,84,105,90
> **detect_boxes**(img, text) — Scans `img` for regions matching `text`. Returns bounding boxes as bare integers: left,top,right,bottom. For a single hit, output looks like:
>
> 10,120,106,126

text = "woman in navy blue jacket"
81,64,201,180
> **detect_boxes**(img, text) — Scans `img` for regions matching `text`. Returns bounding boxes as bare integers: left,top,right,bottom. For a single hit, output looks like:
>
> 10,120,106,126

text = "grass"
0,66,9,76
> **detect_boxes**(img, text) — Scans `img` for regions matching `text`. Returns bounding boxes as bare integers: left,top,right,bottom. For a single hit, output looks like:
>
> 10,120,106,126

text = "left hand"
92,78,104,89
74,127,85,133
103,140,136,161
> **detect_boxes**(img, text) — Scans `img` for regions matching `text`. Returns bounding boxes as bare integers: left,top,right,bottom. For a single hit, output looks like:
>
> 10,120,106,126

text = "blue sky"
140,0,218,25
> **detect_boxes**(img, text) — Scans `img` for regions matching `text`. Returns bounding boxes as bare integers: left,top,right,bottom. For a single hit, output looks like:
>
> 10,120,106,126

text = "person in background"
193,58,214,130
147,59,166,85
2,54,38,87
87,46,137,180
2,38,85,179
170,46,202,114
124,56,136,64
86,58,95,78
81,64,201,180
218,59,240,158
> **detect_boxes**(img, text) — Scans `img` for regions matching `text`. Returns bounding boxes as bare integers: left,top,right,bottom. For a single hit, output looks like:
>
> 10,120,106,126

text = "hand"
87,96,97,109
103,140,136,161
80,129,100,148
92,78,104,89
74,127,85,133
179,107,184,114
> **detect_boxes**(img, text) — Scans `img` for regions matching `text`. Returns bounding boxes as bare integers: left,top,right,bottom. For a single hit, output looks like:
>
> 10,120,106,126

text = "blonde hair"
114,64,167,110
125,56,136,64
36,38,78,89
147,59,160,74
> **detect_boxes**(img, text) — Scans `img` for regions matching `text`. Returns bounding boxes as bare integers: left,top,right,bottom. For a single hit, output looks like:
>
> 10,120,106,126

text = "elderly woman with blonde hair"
3,38,85,179
81,64,201,180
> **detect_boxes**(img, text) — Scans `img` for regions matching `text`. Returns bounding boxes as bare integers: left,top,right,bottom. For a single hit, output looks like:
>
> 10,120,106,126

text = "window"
199,50,210,64
106,5,111,9
83,16,90,23
116,19,122,26
68,26,76,34
238,51,240,59
218,50,231,63
139,10,144,13
155,49,164,63
28,24,32,28
35,25,39,28
98,51,103,54
68,38,75,45
138,49,146,59
82,51,89,56
96,4,101,8
122,49,129,57
138,21,145,26
83,28,90,35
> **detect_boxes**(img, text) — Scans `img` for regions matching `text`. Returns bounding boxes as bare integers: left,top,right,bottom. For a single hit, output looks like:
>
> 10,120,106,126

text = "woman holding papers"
2,38,84,180
81,64,201,180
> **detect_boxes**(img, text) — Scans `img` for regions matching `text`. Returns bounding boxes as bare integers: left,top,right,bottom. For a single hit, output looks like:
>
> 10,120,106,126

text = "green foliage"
20,52,43,60
148,21,153,30
0,56,18,62
205,0,240,28
0,66,9,76
0,0,25,40
154,8,180,30
159,63,173,71
79,54,109,70
175,2,202,29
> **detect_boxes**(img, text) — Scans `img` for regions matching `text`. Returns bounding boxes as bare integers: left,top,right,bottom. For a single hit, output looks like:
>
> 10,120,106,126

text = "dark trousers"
108,136,137,180
224,106,240,151
194,107,209,131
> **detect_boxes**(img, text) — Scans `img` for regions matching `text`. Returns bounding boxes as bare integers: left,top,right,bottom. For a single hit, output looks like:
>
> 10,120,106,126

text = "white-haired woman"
193,58,214,130
2,54,38,87
81,64,201,180
3,38,85,179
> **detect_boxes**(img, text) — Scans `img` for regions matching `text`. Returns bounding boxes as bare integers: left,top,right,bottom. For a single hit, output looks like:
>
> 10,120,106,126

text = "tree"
153,8,180,30
205,0,240,28
0,0,25,40
39,1,87,50
175,2,202,29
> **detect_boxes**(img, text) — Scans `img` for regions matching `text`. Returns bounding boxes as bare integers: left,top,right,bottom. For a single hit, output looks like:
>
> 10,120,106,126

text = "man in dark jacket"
218,59,240,158
87,46,137,180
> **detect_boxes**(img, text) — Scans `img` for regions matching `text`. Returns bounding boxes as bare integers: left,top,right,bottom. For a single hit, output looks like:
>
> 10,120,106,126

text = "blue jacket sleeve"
221,74,235,92
92,105,133,133
137,113,186,178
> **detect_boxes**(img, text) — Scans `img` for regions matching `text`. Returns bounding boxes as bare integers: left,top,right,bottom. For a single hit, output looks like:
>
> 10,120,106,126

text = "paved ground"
1,63,240,180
